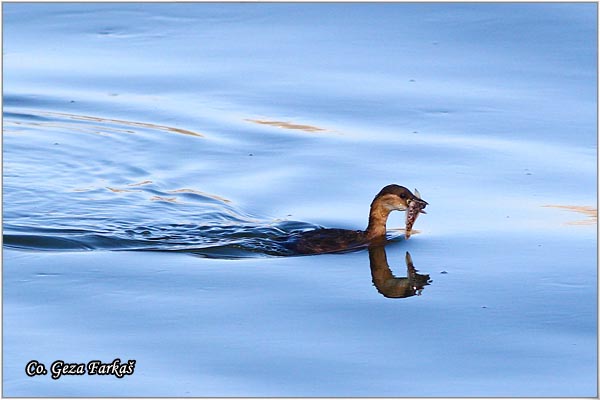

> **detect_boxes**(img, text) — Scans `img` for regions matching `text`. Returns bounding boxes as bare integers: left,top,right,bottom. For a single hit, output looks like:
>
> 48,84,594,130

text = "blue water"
3,3,597,396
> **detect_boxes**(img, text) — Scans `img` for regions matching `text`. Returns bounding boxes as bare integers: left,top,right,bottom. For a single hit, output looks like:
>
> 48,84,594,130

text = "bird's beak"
413,188,428,212
411,188,429,213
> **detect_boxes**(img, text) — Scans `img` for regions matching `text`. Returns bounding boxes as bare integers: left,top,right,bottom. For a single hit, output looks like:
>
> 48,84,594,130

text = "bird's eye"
400,193,406,199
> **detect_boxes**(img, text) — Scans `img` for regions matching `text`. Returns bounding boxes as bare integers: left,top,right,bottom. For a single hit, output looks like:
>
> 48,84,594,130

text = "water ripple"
3,219,325,258
4,105,329,258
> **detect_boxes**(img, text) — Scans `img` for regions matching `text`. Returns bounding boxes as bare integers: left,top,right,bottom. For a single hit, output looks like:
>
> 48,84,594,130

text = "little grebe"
290,184,428,254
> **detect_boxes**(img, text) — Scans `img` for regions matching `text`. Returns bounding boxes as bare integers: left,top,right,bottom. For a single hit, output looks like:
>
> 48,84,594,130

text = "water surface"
3,3,597,396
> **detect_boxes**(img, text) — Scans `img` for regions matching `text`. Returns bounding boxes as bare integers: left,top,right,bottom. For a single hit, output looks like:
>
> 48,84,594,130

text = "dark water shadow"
3,220,318,258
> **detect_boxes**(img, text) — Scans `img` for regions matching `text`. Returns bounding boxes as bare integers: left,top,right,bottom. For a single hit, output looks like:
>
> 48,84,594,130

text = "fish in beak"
405,188,428,239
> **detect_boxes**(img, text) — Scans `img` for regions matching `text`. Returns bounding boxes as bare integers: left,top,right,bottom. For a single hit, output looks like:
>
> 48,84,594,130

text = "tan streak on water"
245,118,327,133
542,205,597,225
150,196,178,203
106,186,139,193
39,111,204,137
169,188,232,203
128,180,153,187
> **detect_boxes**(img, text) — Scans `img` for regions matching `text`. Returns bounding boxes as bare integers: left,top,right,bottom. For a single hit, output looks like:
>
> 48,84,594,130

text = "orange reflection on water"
168,188,232,203
128,180,153,187
106,186,139,193
150,196,178,203
72,186,96,192
245,118,327,133
40,111,204,138
542,205,597,225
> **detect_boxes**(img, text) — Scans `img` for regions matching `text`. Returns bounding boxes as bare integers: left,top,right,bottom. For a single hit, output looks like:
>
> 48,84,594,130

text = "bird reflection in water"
369,245,431,299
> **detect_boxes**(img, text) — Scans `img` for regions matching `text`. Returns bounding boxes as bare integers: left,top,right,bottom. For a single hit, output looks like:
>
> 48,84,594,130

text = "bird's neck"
365,198,392,240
